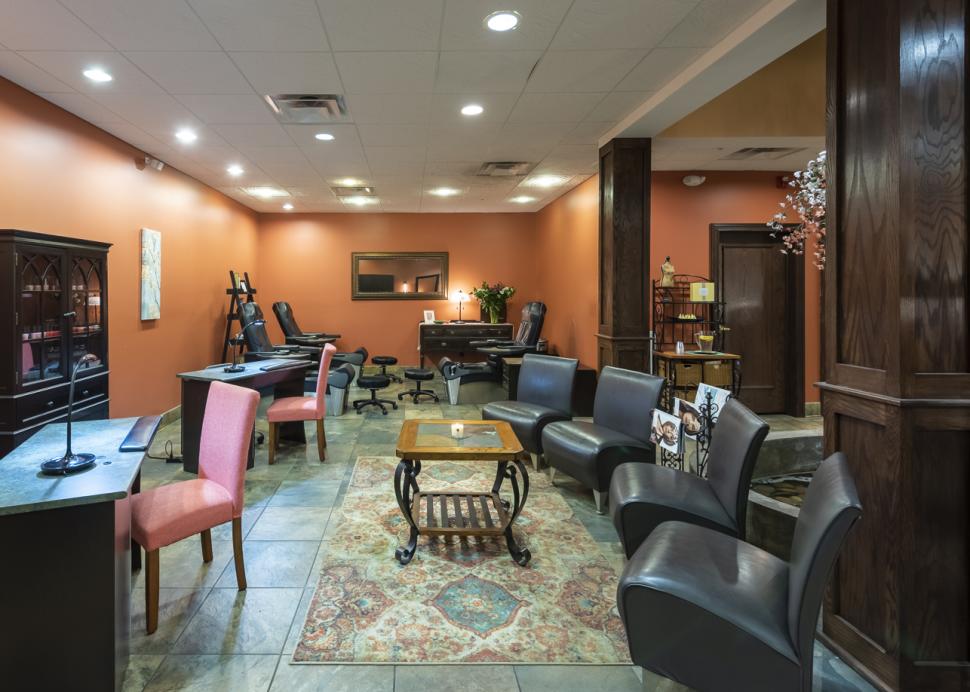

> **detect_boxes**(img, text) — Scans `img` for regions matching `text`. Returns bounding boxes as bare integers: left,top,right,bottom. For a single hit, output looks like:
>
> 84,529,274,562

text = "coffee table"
394,419,532,566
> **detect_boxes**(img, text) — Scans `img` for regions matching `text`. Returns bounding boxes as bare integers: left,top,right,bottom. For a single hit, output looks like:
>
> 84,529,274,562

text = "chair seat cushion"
609,462,735,557
267,395,319,423
542,420,653,491
357,374,390,389
132,479,233,552
618,522,796,676
404,368,434,381
482,401,570,454
372,355,397,365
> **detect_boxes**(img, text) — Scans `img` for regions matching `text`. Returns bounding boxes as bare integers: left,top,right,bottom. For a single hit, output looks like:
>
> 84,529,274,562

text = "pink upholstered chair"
131,381,259,634
266,342,336,465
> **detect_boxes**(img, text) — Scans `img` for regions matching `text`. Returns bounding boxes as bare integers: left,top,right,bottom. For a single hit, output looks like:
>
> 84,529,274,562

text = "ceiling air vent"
331,186,375,197
264,94,348,124
720,147,806,161
477,161,534,177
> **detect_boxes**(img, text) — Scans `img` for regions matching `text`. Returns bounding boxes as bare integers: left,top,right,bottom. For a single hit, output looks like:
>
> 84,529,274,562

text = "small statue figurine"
660,256,675,287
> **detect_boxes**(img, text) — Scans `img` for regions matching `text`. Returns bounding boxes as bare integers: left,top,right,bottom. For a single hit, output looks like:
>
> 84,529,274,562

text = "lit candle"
451,422,464,439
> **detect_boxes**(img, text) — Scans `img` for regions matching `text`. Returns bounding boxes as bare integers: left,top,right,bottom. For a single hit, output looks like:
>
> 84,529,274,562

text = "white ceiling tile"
429,93,519,123
318,0,443,51
17,51,164,94
59,0,221,51
562,120,616,145
211,123,294,147
335,52,437,94
357,123,429,147
283,122,361,149
237,146,307,164
662,0,770,48
526,50,645,92
257,161,322,184
344,93,432,124
98,121,169,153
38,92,125,124
440,0,572,51
93,92,201,133
508,92,603,123
124,51,252,95
616,47,704,91
308,153,370,175
176,94,277,124
584,91,652,121
423,161,481,176
187,0,330,51
551,0,697,50
0,0,111,50
229,51,342,94
435,51,541,94
366,146,426,164
0,51,74,93
496,121,574,147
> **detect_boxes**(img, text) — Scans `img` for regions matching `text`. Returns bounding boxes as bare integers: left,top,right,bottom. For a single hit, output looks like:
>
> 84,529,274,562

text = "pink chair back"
198,381,260,517
313,343,337,418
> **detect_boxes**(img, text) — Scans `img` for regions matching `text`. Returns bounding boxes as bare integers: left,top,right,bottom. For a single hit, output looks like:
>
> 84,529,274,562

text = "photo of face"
674,398,702,439
649,409,682,454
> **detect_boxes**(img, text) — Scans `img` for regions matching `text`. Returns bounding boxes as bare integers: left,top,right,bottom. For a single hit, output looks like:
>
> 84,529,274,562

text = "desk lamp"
40,339,99,475
225,319,265,372
453,289,469,323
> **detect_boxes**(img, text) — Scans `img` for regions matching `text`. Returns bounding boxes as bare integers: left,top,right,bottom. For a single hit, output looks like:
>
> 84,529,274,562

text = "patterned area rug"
293,456,631,664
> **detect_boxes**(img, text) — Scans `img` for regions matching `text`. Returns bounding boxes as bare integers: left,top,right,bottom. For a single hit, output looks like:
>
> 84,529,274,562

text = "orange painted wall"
255,213,541,364
0,78,259,417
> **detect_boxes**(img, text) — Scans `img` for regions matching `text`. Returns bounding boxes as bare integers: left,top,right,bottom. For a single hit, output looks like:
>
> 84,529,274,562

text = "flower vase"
488,306,501,324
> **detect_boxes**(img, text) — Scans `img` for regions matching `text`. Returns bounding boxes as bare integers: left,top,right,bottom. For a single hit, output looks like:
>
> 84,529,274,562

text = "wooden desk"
418,322,513,366
502,357,598,416
0,418,144,691
177,359,311,473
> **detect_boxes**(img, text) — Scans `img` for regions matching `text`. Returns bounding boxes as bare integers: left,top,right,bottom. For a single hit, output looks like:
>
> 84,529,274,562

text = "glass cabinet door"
69,255,106,372
18,250,66,384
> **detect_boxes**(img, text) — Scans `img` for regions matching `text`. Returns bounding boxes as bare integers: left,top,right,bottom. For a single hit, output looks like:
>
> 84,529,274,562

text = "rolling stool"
399,368,440,404
371,355,402,383
353,374,398,415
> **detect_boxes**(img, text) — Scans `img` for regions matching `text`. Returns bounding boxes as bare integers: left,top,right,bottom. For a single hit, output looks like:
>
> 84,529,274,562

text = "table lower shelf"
413,491,509,536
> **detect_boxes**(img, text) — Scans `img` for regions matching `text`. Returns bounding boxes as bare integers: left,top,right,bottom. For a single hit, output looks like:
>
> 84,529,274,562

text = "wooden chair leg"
267,422,278,465
145,549,159,635
200,529,213,563
232,517,247,591
315,418,327,462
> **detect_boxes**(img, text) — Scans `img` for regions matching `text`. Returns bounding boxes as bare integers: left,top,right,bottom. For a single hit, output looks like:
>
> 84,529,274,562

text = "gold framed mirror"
352,252,449,301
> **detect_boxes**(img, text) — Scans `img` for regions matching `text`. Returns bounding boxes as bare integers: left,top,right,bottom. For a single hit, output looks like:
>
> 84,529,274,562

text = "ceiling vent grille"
264,94,348,124
331,186,375,197
720,147,806,161
477,161,534,177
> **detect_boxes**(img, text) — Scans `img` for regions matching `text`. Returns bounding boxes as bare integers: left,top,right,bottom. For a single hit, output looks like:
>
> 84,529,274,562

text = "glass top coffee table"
393,419,531,566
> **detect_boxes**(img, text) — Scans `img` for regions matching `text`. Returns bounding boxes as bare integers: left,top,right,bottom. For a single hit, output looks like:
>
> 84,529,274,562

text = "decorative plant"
471,282,516,324
768,150,827,270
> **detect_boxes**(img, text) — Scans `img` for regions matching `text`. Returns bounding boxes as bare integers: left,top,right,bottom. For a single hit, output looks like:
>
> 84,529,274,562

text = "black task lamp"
41,318,99,475
224,319,265,373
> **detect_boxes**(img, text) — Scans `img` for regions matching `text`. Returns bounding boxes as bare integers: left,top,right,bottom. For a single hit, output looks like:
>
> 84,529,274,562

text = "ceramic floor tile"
215,540,319,588
269,660,394,691
172,587,303,654
282,586,317,654
247,507,332,541
210,506,264,541
123,654,165,692
130,587,210,655
245,480,282,507
394,664,519,692
133,537,233,590
515,665,642,692
144,654,278,691
267,479,342,507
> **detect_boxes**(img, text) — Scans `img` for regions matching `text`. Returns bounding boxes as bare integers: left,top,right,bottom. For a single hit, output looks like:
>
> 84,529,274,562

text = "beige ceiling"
0,0,822,212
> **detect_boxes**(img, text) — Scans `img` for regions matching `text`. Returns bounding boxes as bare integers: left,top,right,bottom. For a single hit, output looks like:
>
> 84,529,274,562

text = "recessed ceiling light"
282,203,294,211
226,163,244,177
175,128,197,144
485,10,521,32
334,177,364,186
510,195,536,204
314,132,335,141
246,186,289,199
461,104,484,116
82,67,113,83
343,195,376,207
429,187,460,197
525,174,567,188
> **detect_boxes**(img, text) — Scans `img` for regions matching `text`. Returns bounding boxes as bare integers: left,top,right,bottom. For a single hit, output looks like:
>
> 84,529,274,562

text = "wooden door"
710,224,803,415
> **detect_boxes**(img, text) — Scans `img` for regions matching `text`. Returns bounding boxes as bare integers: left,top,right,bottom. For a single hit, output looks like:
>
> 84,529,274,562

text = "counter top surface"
0,418,142,517
177,358,311,382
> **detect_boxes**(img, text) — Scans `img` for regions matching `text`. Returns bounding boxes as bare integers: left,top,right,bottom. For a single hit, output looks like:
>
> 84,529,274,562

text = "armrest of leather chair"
285,335,336,347
468,338,516,347
476,345,536,357
244,350,312,362
302,331,341,339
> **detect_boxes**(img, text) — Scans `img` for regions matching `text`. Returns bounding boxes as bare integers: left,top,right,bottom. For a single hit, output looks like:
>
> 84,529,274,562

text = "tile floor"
126,370,872,692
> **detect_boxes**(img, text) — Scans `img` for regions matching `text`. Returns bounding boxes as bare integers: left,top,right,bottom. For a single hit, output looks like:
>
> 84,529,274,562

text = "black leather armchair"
482,354,578,471
541,366,664,513
609,398,769,558
238,302,317,362
272,301,339,345
617,453,862,691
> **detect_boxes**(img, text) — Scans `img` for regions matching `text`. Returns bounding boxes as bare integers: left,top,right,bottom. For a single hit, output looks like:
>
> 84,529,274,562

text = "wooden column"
597,138,652,371
821,2,970,690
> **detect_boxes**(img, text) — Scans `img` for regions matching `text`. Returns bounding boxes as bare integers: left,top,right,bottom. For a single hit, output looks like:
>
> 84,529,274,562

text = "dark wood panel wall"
822,1,970,689
597,138,652,372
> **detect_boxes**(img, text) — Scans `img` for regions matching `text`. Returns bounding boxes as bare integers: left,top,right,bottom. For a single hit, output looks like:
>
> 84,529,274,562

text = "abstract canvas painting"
140,228,161,320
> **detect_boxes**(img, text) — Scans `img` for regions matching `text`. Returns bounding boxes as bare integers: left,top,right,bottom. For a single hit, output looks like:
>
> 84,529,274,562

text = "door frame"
709,223,805,417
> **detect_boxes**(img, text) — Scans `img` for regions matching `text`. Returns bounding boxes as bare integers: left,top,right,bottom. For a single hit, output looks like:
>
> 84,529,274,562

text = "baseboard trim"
160,404,181,426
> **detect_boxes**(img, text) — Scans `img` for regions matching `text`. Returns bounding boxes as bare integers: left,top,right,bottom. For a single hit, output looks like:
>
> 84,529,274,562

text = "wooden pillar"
597,138,652,372
821,2,970,690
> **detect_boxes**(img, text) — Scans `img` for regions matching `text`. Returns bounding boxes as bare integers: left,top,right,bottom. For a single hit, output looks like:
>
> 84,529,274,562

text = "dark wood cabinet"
0,230,110,457
418,322,513,366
